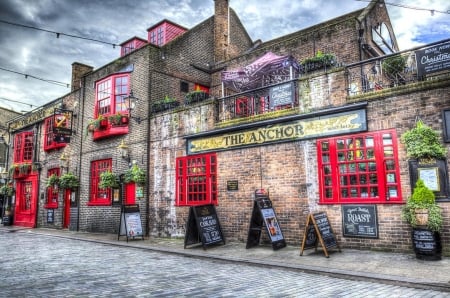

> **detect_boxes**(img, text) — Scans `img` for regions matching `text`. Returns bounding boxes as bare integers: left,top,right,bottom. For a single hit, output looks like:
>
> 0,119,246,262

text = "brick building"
6,0,450,255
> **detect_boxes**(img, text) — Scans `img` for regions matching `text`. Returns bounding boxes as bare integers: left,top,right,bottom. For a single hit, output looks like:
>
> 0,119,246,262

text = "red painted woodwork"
92,125,129,140
120,37,148,57
63,189,71,228
147,20,187,46
43,116,66,151
175,153,218,206
14,175,38,228
124,183,136,205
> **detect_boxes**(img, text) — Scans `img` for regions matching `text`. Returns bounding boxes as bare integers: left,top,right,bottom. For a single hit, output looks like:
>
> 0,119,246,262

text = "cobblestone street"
1,230,449,297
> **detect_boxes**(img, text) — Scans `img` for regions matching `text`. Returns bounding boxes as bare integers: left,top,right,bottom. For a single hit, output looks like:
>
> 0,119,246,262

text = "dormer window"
119,37,147,57
147,20,187,47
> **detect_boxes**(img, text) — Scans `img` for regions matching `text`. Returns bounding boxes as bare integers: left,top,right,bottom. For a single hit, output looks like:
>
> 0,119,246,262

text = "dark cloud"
0,0,448,112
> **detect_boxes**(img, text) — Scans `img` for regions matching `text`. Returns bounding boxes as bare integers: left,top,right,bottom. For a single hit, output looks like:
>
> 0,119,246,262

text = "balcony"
216,80,299,126
345,39,450,97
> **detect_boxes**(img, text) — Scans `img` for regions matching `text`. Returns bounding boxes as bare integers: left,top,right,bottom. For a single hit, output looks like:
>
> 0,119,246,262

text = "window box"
108,113,129,126
152,96,180,113
301,51,336,73
185,91,209,105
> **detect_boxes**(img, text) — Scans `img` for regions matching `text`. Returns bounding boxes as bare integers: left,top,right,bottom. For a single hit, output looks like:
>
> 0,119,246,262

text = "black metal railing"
216,80,299,123
345,39,450,96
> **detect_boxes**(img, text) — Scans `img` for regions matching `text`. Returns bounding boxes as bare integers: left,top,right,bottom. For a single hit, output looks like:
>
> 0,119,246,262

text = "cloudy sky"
0,0,449,112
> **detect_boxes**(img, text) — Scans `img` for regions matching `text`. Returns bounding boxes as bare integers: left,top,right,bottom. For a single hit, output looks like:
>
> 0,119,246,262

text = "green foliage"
123,164,146,185
301,50,336,66
0,184,15,196
401,179,442,232
59,172,80,190
99,170,119,189
382,54,406,77
46,174,60,188
401,120,447,159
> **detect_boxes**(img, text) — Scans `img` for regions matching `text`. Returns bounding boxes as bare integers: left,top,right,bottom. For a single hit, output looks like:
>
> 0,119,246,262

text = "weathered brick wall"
148,68,450,254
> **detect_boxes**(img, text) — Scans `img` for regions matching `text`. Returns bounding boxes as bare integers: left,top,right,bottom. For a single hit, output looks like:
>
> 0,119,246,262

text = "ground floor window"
89,159,112,206
317,129,402,204
175,153,217,206
45,168,60,208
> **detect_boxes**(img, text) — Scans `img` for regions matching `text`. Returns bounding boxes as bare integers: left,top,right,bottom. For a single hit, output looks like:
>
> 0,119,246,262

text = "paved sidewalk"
3,226,450,292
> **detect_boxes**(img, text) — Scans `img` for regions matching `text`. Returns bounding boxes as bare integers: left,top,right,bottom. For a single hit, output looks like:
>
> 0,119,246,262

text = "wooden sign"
246,190,286,250
300,212,340,257
184,204,225,250
118,204,144,242
342,205,378,238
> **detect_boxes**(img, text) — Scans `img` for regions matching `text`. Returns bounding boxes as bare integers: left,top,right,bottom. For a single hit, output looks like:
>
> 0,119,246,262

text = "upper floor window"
317,130,402,204
95,74,130,118
372,22,395,54
89,159,112,206
175,153,217,206
157,27,164,46
45,168,60,209
13,131,34,163
43,116,67,151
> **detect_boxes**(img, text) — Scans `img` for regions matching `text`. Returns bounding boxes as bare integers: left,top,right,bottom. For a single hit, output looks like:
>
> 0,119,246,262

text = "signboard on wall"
416,41,450,78
187,107,367,154
342,205,378,238
269,82,293,108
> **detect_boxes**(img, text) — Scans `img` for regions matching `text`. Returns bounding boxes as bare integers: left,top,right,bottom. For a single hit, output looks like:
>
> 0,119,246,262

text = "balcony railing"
216,80,299,124
345,39,450,96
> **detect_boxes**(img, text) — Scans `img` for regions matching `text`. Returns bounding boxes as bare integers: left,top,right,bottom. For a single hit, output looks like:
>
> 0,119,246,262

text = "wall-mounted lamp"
59,152,69,171
124,91,141,124
0,168,9,180
117,140,131,164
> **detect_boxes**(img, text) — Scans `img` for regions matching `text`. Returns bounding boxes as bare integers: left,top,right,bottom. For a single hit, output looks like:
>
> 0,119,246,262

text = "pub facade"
5,0,450,255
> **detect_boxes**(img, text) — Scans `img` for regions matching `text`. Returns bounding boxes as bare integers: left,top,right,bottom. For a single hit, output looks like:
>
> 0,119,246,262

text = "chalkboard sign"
300,212,340,257
118,204,144,242
184,204,225,250
342,205,378,238
269,82,293,108
412,228,442,260
246,190,286,250
47,209,54,224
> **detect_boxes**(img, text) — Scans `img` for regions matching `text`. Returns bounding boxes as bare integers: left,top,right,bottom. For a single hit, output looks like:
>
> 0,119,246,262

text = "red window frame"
43,116,67,151
89,159,113,206
317,129,402,204
95,74,130,119
175,153,217,206
45,168,60,209
13,131,34,163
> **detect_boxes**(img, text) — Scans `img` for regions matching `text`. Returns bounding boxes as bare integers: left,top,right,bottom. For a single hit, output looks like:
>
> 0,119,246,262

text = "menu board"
184,204,225,249
300,212,340,257
342,205,378,238
246,191,286,250
118,204,144,242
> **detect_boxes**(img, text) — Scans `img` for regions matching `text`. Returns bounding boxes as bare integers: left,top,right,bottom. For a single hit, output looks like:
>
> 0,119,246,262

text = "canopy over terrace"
221,52,300,93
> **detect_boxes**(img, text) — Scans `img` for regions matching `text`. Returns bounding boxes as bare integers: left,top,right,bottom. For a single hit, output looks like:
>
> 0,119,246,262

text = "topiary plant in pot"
402,179,442,233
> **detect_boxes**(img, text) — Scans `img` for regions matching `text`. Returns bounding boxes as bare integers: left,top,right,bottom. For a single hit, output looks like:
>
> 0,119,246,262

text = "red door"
63,189,71,228
124,183,135,205
14,175,38,228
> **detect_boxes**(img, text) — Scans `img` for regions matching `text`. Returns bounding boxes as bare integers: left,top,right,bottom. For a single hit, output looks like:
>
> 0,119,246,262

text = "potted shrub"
46,174,60,189
59,172,80,190
401,120,447,160
0,184,14,196
382,54,406,85
402,179,442,232
99,170,119,189
124,163,146,186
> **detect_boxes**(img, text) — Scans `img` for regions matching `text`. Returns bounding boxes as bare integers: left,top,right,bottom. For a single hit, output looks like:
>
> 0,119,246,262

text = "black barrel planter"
412,228,442,260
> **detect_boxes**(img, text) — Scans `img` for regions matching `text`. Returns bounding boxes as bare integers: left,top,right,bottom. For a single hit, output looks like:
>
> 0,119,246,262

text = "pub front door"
14,175,38,228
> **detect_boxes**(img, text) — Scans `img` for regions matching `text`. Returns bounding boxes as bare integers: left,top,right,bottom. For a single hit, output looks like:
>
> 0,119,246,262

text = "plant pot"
121,116,129,124
99,119,108,128
414,208,429,226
